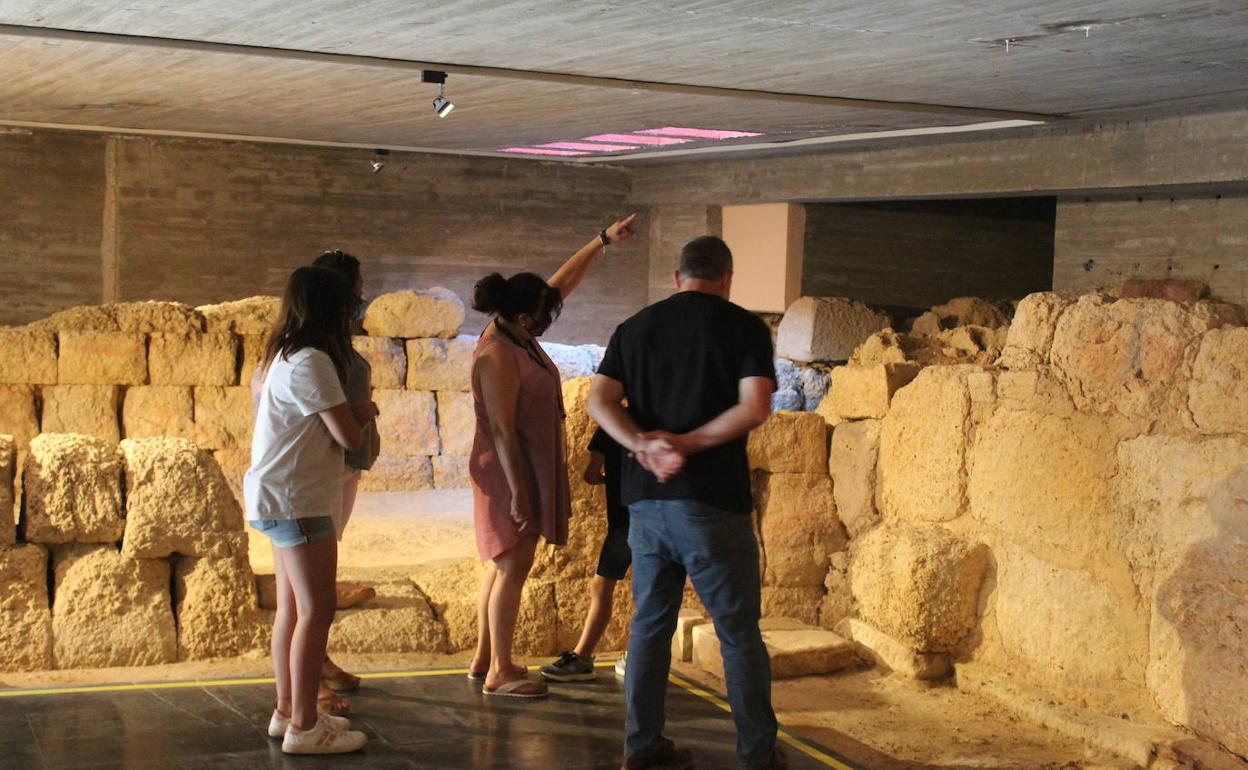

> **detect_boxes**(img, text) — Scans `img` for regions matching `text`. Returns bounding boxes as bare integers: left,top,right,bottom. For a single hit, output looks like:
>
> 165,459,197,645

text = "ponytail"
472,271,563,323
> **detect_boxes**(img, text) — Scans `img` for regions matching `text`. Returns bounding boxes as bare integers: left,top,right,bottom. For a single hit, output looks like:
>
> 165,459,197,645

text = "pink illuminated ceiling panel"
500,147,591,157
582,133,691,146
538,141,639,152
638,126,763,140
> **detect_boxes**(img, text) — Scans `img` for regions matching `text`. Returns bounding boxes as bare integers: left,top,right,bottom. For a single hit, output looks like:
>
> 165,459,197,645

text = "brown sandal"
322,667,362,693
317,690,351,716
482,678,547,699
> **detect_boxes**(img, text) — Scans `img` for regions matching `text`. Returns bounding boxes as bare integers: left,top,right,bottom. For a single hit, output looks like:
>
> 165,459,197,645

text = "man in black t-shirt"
590,236,781,770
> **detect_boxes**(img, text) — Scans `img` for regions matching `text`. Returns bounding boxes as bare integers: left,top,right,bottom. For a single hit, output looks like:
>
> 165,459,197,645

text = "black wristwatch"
598,228,612,246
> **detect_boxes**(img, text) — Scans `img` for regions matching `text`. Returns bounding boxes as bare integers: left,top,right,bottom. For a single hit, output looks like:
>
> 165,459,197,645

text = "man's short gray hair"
679,236,733,280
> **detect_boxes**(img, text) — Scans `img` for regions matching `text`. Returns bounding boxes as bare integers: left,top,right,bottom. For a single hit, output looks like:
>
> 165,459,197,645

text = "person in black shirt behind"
538,427,633,682
589,236,782,770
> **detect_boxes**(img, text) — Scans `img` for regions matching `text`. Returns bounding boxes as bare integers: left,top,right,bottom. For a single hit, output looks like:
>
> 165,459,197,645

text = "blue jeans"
624,499,777,769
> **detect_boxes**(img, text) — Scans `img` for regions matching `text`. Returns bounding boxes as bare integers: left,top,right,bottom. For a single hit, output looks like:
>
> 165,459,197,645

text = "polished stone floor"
0,668,856,769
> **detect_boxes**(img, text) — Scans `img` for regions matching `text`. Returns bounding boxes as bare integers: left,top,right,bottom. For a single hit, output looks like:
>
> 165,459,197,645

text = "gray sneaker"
540,650,596,682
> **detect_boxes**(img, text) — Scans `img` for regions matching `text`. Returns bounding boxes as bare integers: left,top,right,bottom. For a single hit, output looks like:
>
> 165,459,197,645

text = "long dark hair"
262,266,355,382
472,272,563,327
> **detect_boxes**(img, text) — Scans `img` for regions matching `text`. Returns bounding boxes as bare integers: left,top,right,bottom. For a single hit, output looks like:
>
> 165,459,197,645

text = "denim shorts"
249,516,336,548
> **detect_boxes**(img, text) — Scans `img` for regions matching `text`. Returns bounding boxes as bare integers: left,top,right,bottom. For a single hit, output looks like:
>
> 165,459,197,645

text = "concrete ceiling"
0,1,1245,162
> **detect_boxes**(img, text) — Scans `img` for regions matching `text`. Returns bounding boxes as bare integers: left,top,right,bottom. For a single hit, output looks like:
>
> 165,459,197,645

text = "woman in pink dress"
469,213,637,698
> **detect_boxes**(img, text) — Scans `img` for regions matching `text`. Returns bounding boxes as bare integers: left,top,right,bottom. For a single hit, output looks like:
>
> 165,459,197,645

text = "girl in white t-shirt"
245,266,378,755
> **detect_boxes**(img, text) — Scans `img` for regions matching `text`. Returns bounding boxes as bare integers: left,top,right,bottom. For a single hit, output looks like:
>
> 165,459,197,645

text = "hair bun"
472,273,512,315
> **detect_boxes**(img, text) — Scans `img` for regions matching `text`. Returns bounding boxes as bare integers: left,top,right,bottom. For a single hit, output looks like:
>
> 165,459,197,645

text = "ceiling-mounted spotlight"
423,70,454,118
370,148,389,173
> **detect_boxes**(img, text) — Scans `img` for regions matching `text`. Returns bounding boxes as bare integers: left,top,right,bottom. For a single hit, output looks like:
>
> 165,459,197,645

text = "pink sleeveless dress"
469,328,571,561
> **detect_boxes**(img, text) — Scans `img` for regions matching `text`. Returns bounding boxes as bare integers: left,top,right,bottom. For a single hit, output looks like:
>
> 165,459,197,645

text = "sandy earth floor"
4,490,1130,769
245,489,478,581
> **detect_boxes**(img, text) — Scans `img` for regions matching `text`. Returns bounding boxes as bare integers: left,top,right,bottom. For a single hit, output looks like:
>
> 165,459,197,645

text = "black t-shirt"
597,291,776,514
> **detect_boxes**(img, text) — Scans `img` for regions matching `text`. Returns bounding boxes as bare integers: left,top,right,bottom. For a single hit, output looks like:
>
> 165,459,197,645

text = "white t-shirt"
245,347,347,520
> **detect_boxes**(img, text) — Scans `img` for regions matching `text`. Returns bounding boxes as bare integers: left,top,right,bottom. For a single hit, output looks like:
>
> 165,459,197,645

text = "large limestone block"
554,577,632,652
1148,520,1248,757
52,545,177,668
239,334,268,388
912,297,1011,334
41,385,121,442
436,391,475,457
417,559,554,654
1188,327,1248,435
748,412,828,473
122,386,195,440
754,472,844,588
775,297,890,363
0,329,57,384
995,368,1076,418
1116,435,1248,596
149,332,238,386
999,292,1075,369
761,586,823,626
969,409,1121,570
432,455,470,489
0,385,38,449
0,544,54,671
23,434,123,544
30,302,203,334
174,554,263,660
0,436,13,544
352,336,406,390
57,331,147,385
406,336,474,391
532,497,606,582
213,446,250,510
374,389,439,455
120,438,245,559
193,386,253,450
990,544,1148,695
1112,436,1248,754
877,366,984,524
850,525,988,654
562,376,597,477
692,618,857,680
197,296,280,335
363,288,465,339
824,363,921,420
851,327,1004,368
835,618,949,680
1050,294,1243,422
819,553,854,630
673,610,710,663
111,302,205,334
323,579,448,654
358,454,433,492
829,420,882,538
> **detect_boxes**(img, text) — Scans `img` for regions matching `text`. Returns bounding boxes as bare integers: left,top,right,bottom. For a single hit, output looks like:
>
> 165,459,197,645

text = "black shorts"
595,503,632,581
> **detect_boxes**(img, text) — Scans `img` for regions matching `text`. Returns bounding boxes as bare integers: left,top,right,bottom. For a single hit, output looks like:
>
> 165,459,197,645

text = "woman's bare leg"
471,562,497,674
271,544,296,717
484,535,540,689
283,537,339,730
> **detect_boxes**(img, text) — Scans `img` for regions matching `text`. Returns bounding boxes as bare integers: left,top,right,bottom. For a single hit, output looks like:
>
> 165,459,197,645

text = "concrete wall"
0,130,106,322
645,205,721,304
1054,194,1248,303
0,129,646,344
802,198,1056,310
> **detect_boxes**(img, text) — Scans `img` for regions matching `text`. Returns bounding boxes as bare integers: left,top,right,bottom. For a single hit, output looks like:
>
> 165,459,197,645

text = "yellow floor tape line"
666,672,859,770
1,662,860,769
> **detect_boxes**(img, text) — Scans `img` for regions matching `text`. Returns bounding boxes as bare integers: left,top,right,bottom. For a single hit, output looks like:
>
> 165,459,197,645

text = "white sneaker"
614,652,627,678
281,714,367,754
268,709,350,739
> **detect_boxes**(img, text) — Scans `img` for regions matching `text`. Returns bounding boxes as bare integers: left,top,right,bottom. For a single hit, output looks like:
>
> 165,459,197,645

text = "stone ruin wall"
1,285,1247,762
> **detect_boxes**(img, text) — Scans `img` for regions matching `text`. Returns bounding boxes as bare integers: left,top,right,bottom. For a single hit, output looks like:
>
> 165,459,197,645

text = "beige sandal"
482,678,547,699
